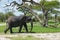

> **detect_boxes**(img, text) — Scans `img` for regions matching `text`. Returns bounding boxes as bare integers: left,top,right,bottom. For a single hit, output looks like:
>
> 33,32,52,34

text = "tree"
31,0,60,27
57,16,60,23
51,10,60,27
5,11,15,20
4,0,60,27
4,0,43,25
0,12,5,22
0,12,15,22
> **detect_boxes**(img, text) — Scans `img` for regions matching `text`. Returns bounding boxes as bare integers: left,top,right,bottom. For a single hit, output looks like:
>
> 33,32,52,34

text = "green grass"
0,22,60,34
0,22,5,24
31,22,60,33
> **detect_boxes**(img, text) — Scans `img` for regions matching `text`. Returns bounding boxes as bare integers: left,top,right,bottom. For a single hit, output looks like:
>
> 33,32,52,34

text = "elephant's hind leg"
4,27,9,34
4,27,13,34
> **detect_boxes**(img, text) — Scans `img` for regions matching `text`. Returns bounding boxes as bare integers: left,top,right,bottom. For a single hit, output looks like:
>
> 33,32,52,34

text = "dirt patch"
0,33,60,40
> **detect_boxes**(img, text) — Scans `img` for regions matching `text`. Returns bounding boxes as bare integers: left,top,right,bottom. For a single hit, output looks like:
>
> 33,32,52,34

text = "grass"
0,22,60,34
0,22,5,24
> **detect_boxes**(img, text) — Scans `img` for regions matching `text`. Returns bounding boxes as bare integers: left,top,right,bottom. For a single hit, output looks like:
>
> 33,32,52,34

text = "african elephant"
4,15,33,33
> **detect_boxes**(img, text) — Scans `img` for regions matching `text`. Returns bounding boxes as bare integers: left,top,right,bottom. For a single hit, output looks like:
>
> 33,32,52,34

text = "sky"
0,0,23,16
0,0,60,16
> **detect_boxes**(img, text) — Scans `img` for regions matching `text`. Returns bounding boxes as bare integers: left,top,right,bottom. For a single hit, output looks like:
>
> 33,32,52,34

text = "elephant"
4,15,33,33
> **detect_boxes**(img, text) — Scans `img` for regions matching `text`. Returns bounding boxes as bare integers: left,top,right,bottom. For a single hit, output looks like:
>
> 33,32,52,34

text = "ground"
0,33,60,40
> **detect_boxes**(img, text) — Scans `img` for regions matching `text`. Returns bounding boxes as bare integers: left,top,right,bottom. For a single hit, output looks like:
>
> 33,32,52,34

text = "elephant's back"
7,15,24,23
6,15,24,27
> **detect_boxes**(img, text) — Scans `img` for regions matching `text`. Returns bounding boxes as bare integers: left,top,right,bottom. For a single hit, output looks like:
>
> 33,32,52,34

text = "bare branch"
4,1,23,8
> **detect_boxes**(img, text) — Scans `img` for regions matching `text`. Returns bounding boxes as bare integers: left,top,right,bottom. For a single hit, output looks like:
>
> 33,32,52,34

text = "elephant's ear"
30,19,33,32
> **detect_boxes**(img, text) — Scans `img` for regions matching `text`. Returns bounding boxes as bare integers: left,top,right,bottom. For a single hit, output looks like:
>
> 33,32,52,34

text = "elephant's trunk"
30,19,33,32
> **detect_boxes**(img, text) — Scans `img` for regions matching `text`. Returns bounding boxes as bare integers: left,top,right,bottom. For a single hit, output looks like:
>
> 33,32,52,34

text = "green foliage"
30,5,41,10
40,0,60,9
0,13,5,22
0,12,15,22
5,12,15,20
45,1,59,8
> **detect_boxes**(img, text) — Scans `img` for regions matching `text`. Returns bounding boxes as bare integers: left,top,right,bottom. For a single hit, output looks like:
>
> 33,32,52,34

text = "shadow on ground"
10,32,36,34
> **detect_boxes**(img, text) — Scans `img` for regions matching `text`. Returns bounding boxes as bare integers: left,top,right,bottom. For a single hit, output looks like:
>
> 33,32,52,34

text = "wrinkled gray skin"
4,15,33,33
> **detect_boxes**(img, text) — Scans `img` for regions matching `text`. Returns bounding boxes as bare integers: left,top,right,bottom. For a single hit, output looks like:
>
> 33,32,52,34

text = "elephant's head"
23,16,33,32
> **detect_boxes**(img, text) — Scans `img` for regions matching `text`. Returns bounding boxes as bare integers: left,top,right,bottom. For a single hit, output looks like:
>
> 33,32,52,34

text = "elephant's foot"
19,30,22,33
10,31,13,34
25,29,28,33
11,32,13,33
4,30,7,34
29,30,32,32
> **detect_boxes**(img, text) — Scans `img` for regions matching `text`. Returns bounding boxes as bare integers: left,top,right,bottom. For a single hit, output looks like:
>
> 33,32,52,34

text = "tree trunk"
43,13,48,27
55,13,57,22
55,13,57,27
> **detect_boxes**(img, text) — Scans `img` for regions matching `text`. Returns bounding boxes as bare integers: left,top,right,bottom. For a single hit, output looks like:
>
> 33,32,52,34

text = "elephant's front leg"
24,23,28,32
10,27,13,33
19,25,23,33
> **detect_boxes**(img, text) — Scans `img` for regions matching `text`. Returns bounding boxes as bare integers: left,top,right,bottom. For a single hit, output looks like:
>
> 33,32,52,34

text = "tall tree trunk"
42,8,48,27
43,13,48,27
55,13,57,27
55,13,57,22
